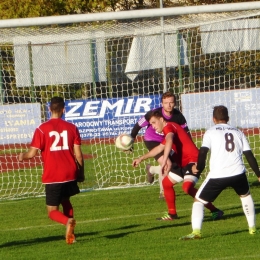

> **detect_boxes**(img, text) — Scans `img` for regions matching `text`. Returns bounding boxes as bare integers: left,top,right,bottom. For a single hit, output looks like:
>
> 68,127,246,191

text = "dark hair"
213,105,229,122
147,110,163,121
50,97,65,113
161,91,176,102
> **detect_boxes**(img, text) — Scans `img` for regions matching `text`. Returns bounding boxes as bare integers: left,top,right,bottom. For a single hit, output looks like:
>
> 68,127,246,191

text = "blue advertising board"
0,103,41,145
181,89,260,130
62,95,161,139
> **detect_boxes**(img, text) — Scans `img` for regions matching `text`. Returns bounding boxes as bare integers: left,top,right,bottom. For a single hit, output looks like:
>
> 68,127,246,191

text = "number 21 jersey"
31,118,81,184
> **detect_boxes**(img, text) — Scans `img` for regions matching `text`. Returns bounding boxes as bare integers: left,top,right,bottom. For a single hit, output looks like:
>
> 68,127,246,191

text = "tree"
0,0,93,19
1,0,258,19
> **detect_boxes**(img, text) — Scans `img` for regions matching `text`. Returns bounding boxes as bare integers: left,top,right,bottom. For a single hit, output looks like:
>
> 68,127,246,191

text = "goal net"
0,6,260,200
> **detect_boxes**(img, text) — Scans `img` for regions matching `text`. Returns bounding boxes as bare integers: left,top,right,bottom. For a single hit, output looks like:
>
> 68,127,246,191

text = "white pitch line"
0,202,242,232
0,211,170,232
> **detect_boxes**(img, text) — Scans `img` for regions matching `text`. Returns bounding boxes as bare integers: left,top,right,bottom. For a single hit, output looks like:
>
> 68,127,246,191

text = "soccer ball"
115,133,133,150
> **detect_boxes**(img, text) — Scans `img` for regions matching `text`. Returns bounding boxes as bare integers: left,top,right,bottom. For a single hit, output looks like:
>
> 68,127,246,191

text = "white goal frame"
0,2,259,200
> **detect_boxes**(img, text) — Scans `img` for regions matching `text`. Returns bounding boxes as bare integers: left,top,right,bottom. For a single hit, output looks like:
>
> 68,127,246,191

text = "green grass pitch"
0,176,260,260
0,133,259,259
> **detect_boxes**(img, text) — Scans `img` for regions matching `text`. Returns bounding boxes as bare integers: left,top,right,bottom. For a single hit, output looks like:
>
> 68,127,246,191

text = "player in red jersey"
19,97,84,244
132,110,223,220
131,91,191,199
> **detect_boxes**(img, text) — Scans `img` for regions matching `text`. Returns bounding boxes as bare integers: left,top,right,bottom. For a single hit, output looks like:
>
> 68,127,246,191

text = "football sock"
61,199,74,218
162,176,176,215
49,210,68,225
240,194,255,228
158,171,164,194
149,165,161,175
182,181,197,197
182,181,217,212
192,201,204,231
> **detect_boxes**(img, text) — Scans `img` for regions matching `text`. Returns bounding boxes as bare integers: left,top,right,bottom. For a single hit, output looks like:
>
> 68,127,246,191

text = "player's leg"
157,164,183,220
46,185,75,244
182,163,224,220
61,199,74,218
62,181,80,243
46,184,70,225
45,182,79,244
144,141,165,198
232,173,257,234
180,176,223,240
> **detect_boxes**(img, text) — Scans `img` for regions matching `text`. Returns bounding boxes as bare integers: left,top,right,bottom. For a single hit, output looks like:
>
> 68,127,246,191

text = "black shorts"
45,180,80,206
196,172,249,203
169,162,201,181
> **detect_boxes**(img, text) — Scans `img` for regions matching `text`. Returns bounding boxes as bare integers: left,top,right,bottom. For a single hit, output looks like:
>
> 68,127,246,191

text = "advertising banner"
181,89,260,130
63,95,161,139
0,103,41,144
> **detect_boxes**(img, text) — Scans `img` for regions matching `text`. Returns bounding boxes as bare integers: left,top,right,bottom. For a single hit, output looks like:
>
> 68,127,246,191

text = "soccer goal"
0,2,260,200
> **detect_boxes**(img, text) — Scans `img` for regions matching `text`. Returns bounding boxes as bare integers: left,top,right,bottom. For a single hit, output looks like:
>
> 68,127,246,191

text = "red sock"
205,202,218,212
182,181,217,212
162,176,176,215
182,181,197,197
49,210,68,225
61,199,74,218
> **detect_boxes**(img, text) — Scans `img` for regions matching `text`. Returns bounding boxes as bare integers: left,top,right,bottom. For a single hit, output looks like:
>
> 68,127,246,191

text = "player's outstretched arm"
132,144,164,167
18,147,38,161
130,122,142,140
243,150,260,182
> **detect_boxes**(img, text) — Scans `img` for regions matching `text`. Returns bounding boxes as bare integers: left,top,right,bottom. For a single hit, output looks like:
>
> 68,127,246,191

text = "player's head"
50,97,65,115
161,91,176,114
147,110,165,133
213,105,229,123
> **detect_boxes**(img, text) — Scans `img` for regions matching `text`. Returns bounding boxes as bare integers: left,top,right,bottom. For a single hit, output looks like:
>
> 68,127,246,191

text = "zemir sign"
56,95,161,139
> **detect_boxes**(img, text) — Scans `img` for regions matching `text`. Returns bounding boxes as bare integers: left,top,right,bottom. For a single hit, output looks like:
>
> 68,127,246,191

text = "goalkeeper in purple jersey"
130,91,191,199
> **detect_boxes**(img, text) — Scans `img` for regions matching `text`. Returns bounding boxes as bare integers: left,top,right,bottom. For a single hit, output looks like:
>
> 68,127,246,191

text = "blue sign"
63,95,161,139
0,103,41,144
181,89,260,130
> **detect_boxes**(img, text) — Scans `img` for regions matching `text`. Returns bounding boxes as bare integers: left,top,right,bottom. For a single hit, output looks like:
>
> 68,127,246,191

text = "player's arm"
243,150,260,182
130,114,149,153
132,144,164,167
179,115,191,138
196,146,209,172
74,144,85,182
130,122,142,140
18,147,38,161
161,132,174,168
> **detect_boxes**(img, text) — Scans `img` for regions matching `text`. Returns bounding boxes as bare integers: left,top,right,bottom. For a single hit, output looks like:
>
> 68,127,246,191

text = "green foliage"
2,0,260,19
0,0,93,19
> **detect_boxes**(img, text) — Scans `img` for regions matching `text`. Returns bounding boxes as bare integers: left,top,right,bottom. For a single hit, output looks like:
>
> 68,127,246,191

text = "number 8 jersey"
202,123,251,178
31,118,81,184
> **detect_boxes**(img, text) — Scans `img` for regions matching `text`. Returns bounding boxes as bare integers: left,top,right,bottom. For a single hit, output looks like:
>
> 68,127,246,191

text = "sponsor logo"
65,97,153,120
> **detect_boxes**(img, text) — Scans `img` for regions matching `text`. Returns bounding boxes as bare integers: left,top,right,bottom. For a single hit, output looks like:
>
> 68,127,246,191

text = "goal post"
0,3,260,200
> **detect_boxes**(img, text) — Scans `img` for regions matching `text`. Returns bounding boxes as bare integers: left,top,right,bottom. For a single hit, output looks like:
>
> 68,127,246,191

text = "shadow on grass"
103,221,191,239
0,231,99,248
249,181,260,187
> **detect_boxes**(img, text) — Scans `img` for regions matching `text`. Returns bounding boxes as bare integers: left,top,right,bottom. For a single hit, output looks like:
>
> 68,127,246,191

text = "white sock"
158,172,164,194
240,194,255,228
149,165,161,175
192,201,204,231
148,165,163,194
